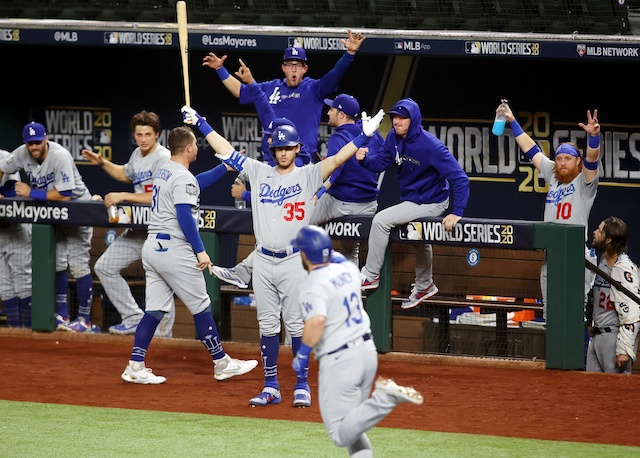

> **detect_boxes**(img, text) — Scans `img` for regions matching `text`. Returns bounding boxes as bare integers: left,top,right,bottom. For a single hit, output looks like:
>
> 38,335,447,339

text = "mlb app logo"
576,44,586,57
465,41,481,54
394,40,404,51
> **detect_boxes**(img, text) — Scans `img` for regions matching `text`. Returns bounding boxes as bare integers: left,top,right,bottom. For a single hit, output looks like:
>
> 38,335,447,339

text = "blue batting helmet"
270,125,300,149
291,225,333,264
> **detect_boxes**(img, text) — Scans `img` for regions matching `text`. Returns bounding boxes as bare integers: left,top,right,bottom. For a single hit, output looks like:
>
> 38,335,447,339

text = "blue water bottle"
492,99,508,136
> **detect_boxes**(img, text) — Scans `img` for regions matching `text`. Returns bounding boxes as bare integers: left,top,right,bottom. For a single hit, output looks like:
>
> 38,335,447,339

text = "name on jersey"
400,221,515,245
330,271,354,289
258,183,302,205
545,183,575,206
0,201,69,222
155,169,173,181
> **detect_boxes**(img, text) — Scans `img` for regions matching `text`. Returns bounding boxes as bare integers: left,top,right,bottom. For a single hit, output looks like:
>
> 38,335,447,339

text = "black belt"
327,334,372,355
260,247,299,258
593,326,616,334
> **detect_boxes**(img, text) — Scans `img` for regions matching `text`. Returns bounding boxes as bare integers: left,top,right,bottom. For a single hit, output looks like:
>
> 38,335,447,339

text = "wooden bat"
176,1,190,107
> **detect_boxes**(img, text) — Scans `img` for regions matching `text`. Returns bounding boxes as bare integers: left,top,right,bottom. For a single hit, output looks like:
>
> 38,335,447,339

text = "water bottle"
234,178,246,209
492,99,508,136
107,205,119,223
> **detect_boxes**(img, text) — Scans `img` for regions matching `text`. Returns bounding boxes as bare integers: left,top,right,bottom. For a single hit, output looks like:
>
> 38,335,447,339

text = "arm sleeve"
195,163,228,190
317,52,354,96
176,203,205,253
0,180,16,197
359,141,393,173
245,82,276,131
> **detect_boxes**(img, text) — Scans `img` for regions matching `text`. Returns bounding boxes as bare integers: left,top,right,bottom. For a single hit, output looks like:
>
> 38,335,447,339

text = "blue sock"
260,334,280,388
55,271,69,318
76,274,94,321
291,336,308,386
19,296,31,328
3,297,20,327
130,311,162,362
193,306,225,361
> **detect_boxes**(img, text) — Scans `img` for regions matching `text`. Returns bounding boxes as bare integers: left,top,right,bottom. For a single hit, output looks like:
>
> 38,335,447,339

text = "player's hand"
442,214,461,232
182,105,205,126
362,109,385,137
355,147,369,161
578,109,600,136
615,353,631,367
231,178,246,199
216,150,247,172
14,182,31,198
196,251,213,274
81,149,105,166
202,52,228,70
342,30,366,55
234,59,255,85
104,192,125,208
292,352,310,378
496,99,515,123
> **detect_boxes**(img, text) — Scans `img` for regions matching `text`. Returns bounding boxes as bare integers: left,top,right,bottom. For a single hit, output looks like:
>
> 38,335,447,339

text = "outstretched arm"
578,109,601,183
497,100,544,171
202,52,242,98
81,149,130,183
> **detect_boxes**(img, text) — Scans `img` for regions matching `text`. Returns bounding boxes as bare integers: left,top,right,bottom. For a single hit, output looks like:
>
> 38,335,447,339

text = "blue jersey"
239,52,355,160
326,122,382,203
360,98,470,216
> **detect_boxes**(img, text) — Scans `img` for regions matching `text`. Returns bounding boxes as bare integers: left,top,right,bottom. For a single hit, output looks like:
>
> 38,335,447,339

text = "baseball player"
0,122,97,333
81,111,175,337
309,93,384,266
291,225,423,456
0,149,32,328
497,101,601,320
358,98,470,310
182,104,384,407
587,217,640,373
203,30,366,163
121,126,257,384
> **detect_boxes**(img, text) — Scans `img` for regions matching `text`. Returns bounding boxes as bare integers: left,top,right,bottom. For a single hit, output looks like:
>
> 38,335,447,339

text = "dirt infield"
1,328,639,447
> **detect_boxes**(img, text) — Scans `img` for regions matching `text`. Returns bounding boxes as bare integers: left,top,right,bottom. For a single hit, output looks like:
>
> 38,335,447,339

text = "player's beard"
554,164,581,184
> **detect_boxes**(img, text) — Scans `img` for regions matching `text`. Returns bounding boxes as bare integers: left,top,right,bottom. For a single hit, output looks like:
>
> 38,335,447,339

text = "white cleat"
211,266,249,289
214,354,258,381
121,360,167,384
375,376,423,405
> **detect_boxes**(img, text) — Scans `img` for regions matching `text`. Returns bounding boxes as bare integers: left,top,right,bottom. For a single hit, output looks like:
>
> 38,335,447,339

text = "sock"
130,311,162,362
260,334,280,388
3,297,20,327
193,306,225,361
19,296,31,328
76,274,94,321
291,336,309,386
55,271,69,318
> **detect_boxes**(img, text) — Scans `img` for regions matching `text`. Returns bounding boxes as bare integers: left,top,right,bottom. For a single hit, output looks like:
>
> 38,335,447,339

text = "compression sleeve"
176,203,205,253
196,163,228,190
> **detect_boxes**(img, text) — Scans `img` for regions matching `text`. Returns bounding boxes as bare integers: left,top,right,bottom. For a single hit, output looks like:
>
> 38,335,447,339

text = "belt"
260,246,299,258
327,334,372,356
593,326,616,334
149,233,171,240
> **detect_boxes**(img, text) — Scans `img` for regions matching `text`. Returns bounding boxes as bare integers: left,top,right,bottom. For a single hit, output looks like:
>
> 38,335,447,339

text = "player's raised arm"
320,109,385,181
81,149,130,183
497,100,544,171
578,109,601,183
203,52,242,98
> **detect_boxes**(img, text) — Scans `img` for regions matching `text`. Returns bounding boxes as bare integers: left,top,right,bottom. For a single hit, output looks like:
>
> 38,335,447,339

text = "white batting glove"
181,105,204,126
362,109,385,137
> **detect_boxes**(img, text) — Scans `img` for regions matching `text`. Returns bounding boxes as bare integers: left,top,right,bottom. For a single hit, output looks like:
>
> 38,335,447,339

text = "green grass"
0,400,635,457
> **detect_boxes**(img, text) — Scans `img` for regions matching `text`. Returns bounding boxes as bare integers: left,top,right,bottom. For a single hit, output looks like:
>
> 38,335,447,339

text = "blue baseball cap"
323,94,360,118
263,117,295,136
22,122,47,143
283,47,307,62
388,103,411,118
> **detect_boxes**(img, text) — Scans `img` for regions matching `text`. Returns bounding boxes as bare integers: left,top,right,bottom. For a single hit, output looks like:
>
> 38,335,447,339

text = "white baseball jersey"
298,260,372,359
1,142,91,201
0,149,20,186
239,159,323,248
124,144,171,194
610,254,640,359
538,157,598,241
149,160,199,240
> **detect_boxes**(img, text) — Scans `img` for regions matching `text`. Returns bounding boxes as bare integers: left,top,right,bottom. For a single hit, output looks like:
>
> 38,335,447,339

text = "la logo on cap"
291,48,300,56
28,127,37,137
278,131,286,140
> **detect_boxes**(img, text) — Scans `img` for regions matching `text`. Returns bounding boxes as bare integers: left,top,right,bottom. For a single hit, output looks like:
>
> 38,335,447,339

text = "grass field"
1,400,634,457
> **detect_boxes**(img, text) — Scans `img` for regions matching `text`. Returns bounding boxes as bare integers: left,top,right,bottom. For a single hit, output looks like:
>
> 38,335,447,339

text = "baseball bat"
176,1,190,107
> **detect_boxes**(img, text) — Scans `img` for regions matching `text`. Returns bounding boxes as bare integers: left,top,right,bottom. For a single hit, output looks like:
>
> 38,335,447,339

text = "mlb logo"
398,222,423,241
394,40,403,51
576,44,586,57
105,32,119,44
288,37,303,47
465,42,481,54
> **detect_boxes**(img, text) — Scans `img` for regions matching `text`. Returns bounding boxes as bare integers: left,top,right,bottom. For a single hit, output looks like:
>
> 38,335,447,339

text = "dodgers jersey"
124,144,171,194
592,253,640,327
0,149,20,187
298,260,372,359
1,142,91,201
539,157,598,241
149,160,199,241
239,159,323,250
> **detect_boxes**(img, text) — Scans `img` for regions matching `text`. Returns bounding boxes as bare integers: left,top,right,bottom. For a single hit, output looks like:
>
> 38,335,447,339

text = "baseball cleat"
121,361,167,384
211,266,249,289
61,317,100,333
214,354,258,381
109,322,138,335
249,387,282,407
361,274,380,291
55,314,69,330
375,376,423,405
293,387,311,408
401,283,439,309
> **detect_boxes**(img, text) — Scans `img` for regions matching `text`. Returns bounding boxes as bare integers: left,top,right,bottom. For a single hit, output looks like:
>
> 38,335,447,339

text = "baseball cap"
283,47,307,63
263,117,295,136
323,94,360,118
22,122,47,143
388,103,411,118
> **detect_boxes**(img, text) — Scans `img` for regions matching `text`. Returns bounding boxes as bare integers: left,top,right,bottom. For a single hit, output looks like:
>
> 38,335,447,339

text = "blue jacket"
360,98,469,216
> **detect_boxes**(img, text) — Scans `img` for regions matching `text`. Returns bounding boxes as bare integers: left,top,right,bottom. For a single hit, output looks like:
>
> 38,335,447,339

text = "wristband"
588,135,600,149
297,342,312,357
524,144,541,161
216,67,230,80
353,133,370,148
29,189,47,201
583,158,599,170
509,119,524,137
197,119,215,137
242,190,251,202
315,186,327,199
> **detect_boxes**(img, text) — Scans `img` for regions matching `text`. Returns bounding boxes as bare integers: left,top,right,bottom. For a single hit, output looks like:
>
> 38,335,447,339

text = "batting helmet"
270,124,300,149
291,225,332,264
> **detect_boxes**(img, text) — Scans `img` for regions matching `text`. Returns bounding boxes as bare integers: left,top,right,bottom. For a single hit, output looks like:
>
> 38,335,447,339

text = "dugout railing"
0,198,584,370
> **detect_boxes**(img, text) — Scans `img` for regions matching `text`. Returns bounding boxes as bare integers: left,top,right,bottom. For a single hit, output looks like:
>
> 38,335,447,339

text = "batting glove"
182,105,214,136
362,109,385,137
215,150,246,171
292,353,309,378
